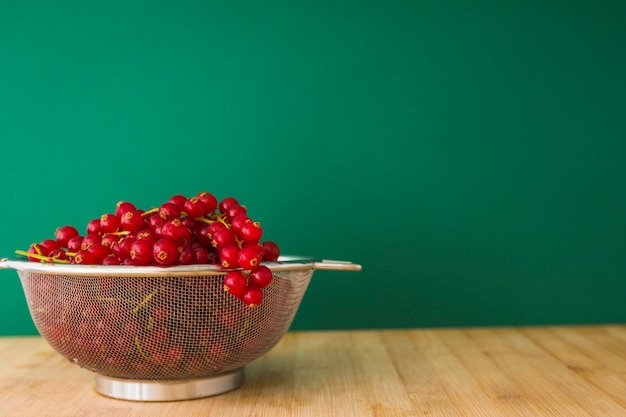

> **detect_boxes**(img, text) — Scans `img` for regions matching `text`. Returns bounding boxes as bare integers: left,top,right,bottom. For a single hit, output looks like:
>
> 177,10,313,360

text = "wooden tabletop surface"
1,325,626,416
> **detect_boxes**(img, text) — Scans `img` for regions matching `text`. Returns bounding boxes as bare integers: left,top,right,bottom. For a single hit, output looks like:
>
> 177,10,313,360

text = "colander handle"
0,258,9,269
311,260,362,271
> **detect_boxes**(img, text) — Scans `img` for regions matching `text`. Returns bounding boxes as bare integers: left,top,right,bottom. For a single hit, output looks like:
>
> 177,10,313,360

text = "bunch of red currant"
17,192,280,307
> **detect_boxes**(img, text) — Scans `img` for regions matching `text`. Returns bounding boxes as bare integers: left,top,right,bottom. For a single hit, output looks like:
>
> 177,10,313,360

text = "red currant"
230,215,252,233
111,236,135,259
207,221,227,236
153,222,165,238
223,271,247,299
197,191,218,213
219,244,240,268
177,247,195,264
239,221,263,244
120,209,145,232
152,238,178,265
87,243,110,263
180,216,197,232
102,256,121,265
86,218,102,235
249,265,273,288
193,246,210,264
218,197,239,214
237,245,261,270
115,201,137,217
168,194,187,210
211,227,237,250
72,250,96,265
100,213,120,234
100,233,119,249
136,228,158,245
161,219,191,243
167,345,184,364
55,225,80,248
80,233,101,250
39,239,61,253
158,202,181,221
129,239,153,265
261,241,280,261
183,196,208,218
67,235,84,252
194,222,214,247
48,248,69,262
225,205,247,221
150,349,168,366
247,242,265,258
145,212,165,229
243,286,263,307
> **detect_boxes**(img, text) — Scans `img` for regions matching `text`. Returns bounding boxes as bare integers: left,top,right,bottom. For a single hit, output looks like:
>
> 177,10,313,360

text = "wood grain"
1,326,625,416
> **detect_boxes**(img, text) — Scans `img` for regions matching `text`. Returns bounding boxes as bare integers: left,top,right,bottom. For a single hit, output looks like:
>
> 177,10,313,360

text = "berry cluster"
17,192,280,307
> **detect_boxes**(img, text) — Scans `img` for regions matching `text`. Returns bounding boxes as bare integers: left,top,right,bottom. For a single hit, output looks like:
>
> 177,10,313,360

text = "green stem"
132,288,158,315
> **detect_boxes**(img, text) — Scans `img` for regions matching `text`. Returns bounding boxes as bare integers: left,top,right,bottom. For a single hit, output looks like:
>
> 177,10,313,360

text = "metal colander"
0,258,361,401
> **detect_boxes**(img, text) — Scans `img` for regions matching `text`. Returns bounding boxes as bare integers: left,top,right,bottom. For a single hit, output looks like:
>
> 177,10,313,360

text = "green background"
1,0,625,335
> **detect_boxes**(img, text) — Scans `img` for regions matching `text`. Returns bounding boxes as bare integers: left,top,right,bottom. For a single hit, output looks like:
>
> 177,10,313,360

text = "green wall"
1,1,625,335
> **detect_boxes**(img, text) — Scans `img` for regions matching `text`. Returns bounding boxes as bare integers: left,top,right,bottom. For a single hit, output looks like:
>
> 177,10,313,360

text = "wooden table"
1,325,626,416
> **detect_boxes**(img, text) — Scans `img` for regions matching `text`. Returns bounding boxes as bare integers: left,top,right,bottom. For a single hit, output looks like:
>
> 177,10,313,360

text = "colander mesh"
18,269,312,380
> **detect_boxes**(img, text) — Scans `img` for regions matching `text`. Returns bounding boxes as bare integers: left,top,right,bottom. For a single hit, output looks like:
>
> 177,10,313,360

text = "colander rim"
0,256,319,277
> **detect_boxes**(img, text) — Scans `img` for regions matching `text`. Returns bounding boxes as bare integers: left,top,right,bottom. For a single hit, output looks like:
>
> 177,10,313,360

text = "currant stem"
141,207,159,217
15,249,41,259
217,213,230,227
237,317,251,339
132,288,158,315
14,250,70,264
134,336,149,360
186,211,218,222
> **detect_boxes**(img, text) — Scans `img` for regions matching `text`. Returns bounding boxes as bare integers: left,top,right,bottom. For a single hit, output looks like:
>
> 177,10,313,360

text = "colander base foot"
94,367,245,401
